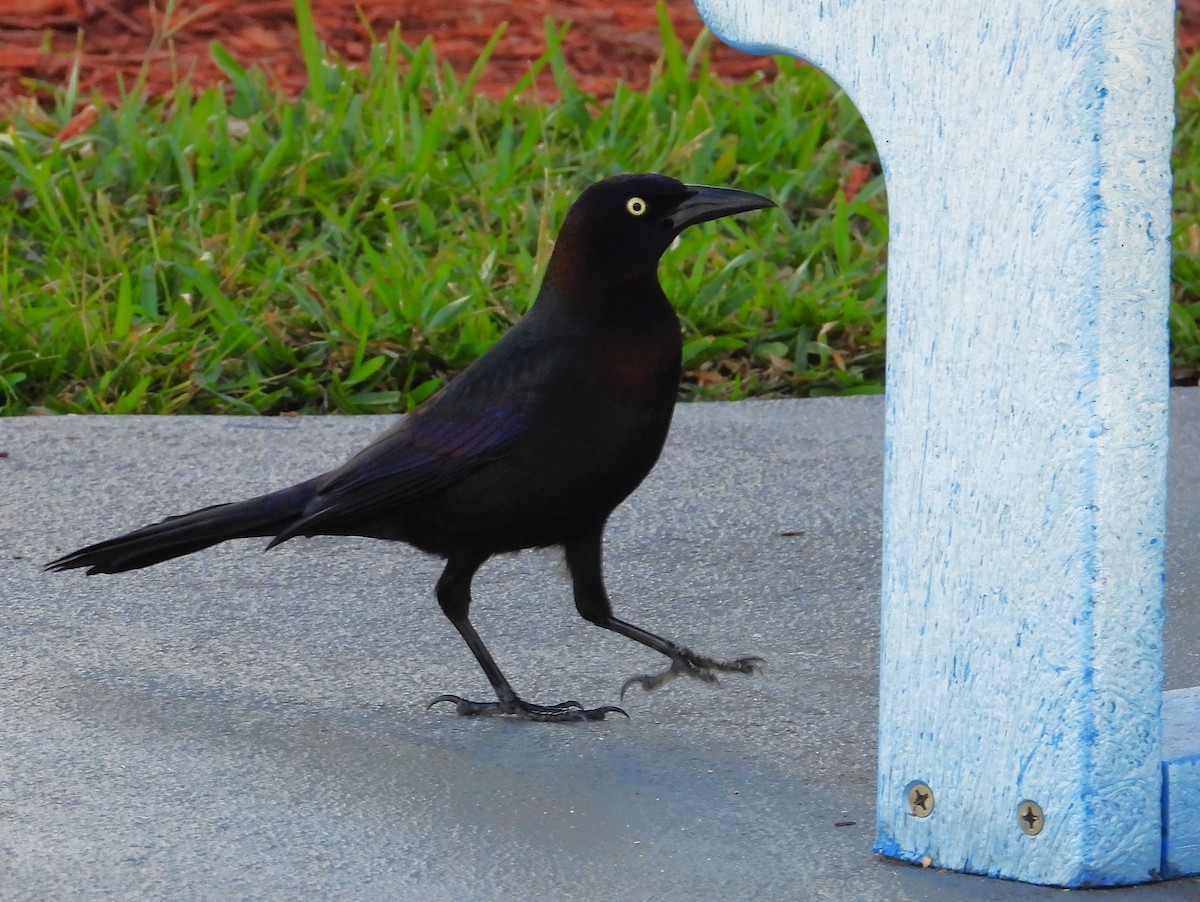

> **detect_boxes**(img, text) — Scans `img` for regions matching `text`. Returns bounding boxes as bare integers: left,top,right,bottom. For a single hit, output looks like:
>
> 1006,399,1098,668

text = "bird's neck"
542,247,673,330
531,265,683,406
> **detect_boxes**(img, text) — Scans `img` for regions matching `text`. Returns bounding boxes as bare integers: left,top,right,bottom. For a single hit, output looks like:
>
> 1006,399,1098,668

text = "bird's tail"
44,478,321,575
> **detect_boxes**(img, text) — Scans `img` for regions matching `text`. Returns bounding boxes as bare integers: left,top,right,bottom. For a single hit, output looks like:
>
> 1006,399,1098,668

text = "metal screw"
1018,800,1044,835
907,782,934,817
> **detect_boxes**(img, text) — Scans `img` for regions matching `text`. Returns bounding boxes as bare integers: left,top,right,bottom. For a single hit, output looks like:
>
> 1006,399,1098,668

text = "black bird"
46,173,774,721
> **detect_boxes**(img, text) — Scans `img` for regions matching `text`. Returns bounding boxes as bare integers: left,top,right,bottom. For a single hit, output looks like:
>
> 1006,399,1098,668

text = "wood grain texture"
694,0,1182,887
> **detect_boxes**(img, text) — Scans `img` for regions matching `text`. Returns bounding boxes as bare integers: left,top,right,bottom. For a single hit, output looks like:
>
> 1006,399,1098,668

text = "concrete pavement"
3,394,1198,899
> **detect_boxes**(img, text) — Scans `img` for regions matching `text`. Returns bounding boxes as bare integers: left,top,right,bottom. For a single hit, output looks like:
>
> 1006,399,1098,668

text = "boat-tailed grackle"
47,173,774,721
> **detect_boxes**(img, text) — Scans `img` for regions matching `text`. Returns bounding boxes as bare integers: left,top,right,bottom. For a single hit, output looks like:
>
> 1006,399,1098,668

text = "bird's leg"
565,528,764,699
426,553,627,722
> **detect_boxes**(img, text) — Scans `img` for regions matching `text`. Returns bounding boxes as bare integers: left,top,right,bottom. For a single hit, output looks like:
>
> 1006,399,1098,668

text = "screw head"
906,782,934,817
1018,800,1044,835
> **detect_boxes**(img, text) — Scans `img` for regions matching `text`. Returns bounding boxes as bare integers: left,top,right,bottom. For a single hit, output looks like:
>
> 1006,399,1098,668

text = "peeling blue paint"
1017,744,1039,784
873,831,904,857
695,0,1178,887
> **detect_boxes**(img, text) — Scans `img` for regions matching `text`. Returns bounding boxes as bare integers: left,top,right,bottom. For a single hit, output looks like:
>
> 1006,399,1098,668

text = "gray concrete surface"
3,392,1199,900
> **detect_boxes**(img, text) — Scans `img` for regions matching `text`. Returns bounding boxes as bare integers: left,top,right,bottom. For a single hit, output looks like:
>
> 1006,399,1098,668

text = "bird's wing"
321,393,531,505
269,338,552,544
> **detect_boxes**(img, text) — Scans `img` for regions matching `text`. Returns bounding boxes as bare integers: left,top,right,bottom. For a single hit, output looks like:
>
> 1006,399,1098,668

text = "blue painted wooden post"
693,0,1199,887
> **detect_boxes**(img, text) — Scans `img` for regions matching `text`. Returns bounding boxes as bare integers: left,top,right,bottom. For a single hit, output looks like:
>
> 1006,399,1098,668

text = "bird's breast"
587,329,682,406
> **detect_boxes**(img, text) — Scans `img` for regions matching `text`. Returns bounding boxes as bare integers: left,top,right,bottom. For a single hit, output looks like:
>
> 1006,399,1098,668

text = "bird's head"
546,173,775,288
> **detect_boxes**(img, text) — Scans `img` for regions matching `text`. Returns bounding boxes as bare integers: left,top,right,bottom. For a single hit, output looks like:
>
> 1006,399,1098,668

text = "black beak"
665,184,776,231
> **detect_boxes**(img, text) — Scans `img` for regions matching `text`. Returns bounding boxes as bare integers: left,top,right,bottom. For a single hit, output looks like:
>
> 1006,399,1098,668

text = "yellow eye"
625,196,648,216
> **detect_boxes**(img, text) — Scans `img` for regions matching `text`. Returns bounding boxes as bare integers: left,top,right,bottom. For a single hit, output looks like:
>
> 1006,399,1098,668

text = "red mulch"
0,1,777,107
0,1,1196,108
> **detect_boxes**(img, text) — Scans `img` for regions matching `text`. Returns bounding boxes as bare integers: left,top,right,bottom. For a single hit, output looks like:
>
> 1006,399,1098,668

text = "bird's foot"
620,648,765,698
427,693,628,722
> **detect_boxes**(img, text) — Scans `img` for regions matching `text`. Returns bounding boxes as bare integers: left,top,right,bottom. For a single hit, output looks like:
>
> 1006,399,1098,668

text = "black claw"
735,656,767,675
619,676,646,700
427,693,493,716
577,704,630,721
426,693,627,721
619,650,765,698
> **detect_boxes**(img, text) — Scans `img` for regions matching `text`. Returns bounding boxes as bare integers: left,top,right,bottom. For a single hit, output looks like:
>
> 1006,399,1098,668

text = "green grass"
0,5,1196,415
1173,52,1200,385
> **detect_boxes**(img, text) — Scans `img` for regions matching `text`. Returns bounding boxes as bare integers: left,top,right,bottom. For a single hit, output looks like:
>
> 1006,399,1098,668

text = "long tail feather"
45,479,320,575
